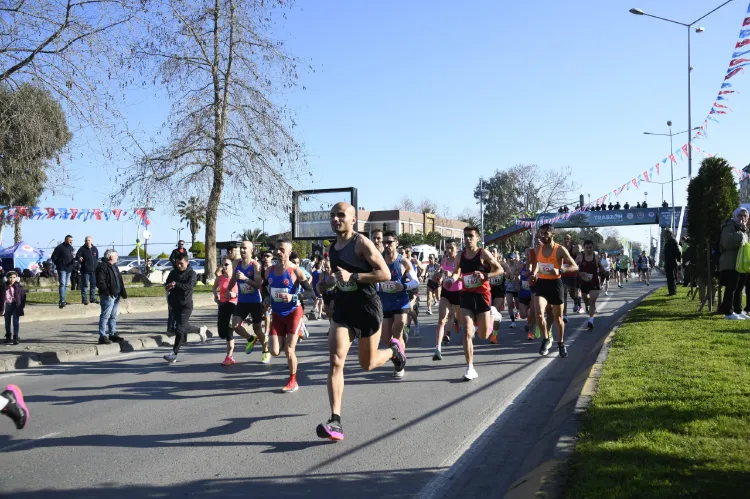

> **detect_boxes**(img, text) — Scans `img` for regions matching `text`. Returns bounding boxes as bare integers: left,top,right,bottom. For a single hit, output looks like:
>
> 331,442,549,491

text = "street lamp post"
630,1,734,178
478,178,490,247
644,123,698,229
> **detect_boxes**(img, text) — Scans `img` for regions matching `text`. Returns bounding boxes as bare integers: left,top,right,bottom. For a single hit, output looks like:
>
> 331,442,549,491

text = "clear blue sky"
13,0,750,254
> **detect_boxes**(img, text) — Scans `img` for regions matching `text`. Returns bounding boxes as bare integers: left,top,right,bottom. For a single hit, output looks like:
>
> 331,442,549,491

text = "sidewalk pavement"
22,293,216,323
0,305,218,372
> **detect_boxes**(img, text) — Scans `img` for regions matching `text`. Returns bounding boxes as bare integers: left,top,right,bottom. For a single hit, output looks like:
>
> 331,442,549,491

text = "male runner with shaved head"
315,202,406,441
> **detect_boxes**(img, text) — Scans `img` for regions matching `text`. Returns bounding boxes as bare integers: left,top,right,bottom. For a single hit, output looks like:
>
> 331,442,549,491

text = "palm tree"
239,228,268,245
177,196,207,245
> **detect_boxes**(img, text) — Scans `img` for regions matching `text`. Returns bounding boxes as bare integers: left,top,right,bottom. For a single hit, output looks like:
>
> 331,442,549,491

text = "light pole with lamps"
643,119,698,229
630,1,734,179
478,178,490,247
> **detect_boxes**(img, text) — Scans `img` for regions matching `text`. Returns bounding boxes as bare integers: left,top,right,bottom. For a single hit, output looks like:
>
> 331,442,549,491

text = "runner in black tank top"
575,240,604,330
315,202,407,442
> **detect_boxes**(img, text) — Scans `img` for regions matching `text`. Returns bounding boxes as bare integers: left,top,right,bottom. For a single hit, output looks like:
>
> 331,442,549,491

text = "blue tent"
0,242,44,273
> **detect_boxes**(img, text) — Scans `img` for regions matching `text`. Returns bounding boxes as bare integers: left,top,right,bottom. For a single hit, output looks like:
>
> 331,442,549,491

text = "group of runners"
201,202,652,442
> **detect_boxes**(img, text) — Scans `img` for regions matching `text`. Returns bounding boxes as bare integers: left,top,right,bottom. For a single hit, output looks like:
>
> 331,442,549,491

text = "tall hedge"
686,157,739,280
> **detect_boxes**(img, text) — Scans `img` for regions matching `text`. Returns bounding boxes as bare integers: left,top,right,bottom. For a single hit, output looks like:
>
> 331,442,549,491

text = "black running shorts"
383,307,409,319
332,295,383,338
427,281,439,291
442,289,461,306
491,286,504,301
519,296,531,307
580,283,601,294
234,302,264,325
534,278,564,306
460,292,491,315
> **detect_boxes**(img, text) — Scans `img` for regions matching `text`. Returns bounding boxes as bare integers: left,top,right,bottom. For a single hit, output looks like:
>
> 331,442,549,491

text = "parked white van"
410,244,439,265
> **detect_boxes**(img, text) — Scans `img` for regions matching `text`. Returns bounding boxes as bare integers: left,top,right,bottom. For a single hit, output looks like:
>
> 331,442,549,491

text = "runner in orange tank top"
532,224,577,358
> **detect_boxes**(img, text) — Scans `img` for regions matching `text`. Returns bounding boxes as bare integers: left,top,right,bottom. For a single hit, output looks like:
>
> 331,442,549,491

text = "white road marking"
0,432,61,452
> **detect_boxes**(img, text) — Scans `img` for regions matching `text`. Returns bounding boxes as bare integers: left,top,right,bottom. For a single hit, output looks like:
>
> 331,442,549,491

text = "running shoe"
443,334,451,345
605,291,609,296
316,419,344,441
427,309,433,315
514,312,520,320
573,304,580,314
539,337,552,356
282,376,299,393
587,320,594,331
509,322,517,329
741,312,750,320
403,330,409,345
524,324,530,333
389,338,406,372
432,348,442,361
562,314,569,324
462,366,478,381
245,335,257,354
558,343,568,358
489,332,498,344
527,331,534,341
393,367,405,379
221,356,235,366
413,324,420,337
261,351,271,364
533,324,541,339
618,284,623,288
163,353,177,364
1,385,29,429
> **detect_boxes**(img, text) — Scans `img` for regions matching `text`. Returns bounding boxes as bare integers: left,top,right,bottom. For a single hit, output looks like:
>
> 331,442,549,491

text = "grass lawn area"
25,285,213,304
566,287,750,499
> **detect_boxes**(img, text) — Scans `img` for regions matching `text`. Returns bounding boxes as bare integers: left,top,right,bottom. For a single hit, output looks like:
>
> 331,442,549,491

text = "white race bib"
489,276,503,286
271,287,290,302
521,280,530,290
580,272,593,282
380,281,401,293
336,280,358,292
539,263,556,275
239,282,253,294
462,274,482,288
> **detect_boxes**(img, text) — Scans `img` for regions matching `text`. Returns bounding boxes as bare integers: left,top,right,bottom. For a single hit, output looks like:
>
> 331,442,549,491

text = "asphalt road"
0,278,658,498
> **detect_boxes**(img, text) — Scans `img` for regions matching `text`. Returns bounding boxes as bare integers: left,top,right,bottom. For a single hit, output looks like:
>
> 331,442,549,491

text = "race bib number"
336,280,358,292
580,272,593,282
539,263,556,275
521,280,530,290
270,287,290,302
489,276,503,286
463,274,482,288
380,281,401,293
239,282,253,294
561,263,574,273
443,277,454,287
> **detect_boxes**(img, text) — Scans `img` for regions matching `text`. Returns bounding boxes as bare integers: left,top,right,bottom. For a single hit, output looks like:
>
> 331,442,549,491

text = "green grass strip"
25,285,213,304
566,287,750,499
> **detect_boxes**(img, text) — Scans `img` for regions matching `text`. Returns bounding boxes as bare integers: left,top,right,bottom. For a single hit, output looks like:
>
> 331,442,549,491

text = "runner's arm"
352,236,390,283
481,249,504,279
401,258,419,291
294,267,314,292
558,246,578,272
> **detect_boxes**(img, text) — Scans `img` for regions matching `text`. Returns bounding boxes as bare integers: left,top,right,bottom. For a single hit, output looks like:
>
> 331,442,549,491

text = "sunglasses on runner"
383,240,396,245
223,263,231,267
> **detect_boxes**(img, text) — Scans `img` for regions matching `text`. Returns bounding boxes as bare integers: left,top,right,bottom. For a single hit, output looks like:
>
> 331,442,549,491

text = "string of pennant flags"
0,207,151,225
528,3,750,230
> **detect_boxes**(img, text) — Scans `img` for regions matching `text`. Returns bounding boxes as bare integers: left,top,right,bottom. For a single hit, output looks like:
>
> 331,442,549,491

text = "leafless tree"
0,1,140,138
416,198,437,214
116,0,309,280
393,197,416,212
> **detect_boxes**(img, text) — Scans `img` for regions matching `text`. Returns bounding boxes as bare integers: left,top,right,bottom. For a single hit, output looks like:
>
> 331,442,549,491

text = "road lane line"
0,432,61,452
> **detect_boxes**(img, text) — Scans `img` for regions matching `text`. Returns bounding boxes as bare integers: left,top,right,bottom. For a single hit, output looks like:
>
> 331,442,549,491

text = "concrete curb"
22,293,216,323
0,324,211,373
504,287,660,499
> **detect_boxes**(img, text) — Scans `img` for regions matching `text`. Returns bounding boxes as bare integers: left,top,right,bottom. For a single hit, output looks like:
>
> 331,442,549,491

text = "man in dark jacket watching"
169,240,188,268
51,235,76,309
163,253,197,363
95,249,128,345
76,236,100,305
663,229,682,296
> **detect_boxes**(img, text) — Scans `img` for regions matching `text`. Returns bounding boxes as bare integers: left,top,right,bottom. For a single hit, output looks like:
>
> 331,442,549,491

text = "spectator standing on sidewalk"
51,235,76,309
95,249,128,345
718,208,748,320
1,272,26,345
663,229,681,296
163,253,197,363
169,240,188,268
76,236,100,305
70,260,81,292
